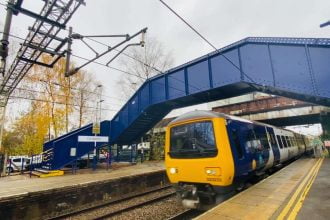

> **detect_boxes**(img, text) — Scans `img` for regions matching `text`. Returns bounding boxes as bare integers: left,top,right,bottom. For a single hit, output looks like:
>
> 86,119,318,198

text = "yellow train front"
165,110,308,209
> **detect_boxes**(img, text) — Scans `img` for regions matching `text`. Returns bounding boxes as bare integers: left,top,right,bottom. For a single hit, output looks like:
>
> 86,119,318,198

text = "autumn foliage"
3,55,100,155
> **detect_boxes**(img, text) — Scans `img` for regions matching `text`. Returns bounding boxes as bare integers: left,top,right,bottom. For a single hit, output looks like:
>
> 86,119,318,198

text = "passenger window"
286,136,291,147
13,158,21,162
282,136,288,148
290,137,295,146
231,129,243,159
276,135,283,148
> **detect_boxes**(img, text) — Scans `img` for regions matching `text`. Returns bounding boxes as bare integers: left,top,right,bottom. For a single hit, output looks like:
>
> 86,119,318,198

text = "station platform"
197,157,329,220
0,161,164,199
0,161,165,219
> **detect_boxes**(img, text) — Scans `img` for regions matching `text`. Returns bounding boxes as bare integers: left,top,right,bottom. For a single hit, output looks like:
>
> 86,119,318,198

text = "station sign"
92,122,100,134
70,148,76,156
78,136,109,142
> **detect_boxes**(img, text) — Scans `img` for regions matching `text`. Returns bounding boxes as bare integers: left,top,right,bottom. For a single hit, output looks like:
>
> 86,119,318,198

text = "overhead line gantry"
0,0,85,176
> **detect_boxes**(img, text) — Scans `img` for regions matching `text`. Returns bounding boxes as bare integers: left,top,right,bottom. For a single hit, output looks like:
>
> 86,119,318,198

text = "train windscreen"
169,121,217,158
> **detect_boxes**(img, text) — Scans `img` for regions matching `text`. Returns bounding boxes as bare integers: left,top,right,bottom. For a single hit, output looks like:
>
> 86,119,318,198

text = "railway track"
49,160,299,220
49,185,175,220
93,192,176,219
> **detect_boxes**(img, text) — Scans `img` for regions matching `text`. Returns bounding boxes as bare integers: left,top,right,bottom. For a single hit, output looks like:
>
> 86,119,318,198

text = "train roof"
168,110,301,134
170,110,255,124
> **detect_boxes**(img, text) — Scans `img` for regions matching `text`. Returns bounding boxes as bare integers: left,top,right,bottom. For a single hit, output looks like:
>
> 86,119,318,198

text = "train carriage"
165,110,311,209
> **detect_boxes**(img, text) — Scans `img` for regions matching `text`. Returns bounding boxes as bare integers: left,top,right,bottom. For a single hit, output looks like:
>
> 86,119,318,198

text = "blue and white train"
165,110,313,208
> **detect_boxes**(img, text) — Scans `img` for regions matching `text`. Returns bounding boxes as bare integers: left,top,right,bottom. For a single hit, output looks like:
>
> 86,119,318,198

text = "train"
165,110,313,209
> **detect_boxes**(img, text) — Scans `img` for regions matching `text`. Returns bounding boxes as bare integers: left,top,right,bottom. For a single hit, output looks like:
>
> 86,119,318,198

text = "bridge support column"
320,112,330,141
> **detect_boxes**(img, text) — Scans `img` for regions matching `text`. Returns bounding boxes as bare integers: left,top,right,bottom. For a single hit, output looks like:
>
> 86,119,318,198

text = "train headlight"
206,169,216,175
205,167,221,176
169,167,178,174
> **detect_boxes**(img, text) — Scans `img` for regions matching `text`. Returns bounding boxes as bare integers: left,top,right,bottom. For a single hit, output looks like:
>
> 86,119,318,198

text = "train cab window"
169,121,217,158
276,135,283,148
230,129,243,159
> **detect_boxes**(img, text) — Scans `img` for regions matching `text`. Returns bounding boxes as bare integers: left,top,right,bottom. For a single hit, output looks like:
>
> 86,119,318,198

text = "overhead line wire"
8,86,124,107
9,95,118,112
158,0,257,84
61,29,202,91
3,30,196,101
0,32,127,102
4,31,196,95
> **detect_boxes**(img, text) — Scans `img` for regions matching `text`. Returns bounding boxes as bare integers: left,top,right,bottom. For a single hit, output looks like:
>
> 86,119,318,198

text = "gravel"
107,195,188,220
66,187,187,220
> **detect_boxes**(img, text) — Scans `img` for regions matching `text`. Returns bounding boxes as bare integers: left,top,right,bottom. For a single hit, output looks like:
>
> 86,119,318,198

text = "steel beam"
0,0,84,100
8,5,65,28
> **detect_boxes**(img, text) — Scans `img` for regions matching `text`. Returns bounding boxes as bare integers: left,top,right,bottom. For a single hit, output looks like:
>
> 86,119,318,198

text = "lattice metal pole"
0,0,15,76
65,27,73,77
0,0,14,177
0,104,7,177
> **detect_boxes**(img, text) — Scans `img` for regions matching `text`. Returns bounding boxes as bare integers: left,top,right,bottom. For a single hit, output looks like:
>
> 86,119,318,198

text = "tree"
117,37,174,160
3,102,50,155
72,71,100,128
25,55,100,138
149,130,165,161
117,36,174,99
26,56,69,137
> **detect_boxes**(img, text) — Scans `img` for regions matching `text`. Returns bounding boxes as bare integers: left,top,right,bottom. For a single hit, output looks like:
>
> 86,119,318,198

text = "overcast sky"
1,0,330,134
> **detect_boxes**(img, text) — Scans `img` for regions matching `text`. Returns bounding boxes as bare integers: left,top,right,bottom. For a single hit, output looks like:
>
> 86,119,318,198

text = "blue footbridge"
41,37,330,170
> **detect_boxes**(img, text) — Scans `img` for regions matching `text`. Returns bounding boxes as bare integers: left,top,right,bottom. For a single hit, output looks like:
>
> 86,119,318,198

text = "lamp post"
99,99,104,122
95,84,103,123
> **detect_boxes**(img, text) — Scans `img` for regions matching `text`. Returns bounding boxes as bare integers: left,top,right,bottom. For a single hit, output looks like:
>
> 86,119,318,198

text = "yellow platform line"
277,158,322,220
287,158,324,219
37,170,64,178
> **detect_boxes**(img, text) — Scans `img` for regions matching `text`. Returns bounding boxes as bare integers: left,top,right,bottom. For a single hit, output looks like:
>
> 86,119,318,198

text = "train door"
291,136,299,157
274,129,288,163
226,120,250,179
266,127,280,165
254,125,270,170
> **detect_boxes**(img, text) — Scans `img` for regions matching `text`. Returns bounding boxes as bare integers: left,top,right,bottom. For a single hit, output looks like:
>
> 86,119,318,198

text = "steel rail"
48,185,173,220
93,191,176,220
